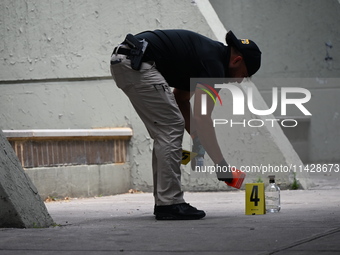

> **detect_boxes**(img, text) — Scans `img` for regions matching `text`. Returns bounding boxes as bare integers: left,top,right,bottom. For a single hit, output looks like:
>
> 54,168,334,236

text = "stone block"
0,130,54,228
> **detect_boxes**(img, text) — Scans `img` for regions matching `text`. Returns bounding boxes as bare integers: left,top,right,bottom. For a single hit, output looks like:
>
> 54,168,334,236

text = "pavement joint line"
262,227,340,255
0,248,263,253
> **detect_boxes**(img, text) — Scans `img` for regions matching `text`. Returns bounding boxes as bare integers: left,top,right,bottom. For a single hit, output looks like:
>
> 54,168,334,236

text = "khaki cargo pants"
110,53,185,206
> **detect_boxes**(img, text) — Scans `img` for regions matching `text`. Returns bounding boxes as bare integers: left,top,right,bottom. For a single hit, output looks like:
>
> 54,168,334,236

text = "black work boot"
155,203,206,220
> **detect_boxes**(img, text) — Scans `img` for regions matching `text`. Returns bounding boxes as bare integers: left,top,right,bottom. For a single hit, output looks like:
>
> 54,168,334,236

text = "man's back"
135,29,229,91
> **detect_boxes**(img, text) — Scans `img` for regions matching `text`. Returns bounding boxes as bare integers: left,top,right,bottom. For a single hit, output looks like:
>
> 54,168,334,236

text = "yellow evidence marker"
181,149,198,165
245,183,266,215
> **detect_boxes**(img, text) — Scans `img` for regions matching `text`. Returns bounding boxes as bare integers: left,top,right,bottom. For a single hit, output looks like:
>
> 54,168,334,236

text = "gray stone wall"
1,0,324,196
0,0,219,193
210,0,340,163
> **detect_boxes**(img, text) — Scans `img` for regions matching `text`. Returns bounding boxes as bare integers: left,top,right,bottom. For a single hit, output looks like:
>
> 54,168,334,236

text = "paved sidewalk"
0,172,340,255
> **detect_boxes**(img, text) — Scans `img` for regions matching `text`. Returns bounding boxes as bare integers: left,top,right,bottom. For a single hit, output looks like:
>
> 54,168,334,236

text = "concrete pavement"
0,171,339,255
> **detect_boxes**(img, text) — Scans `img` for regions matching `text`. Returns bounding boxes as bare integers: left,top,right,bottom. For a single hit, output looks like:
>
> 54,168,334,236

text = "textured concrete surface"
0,0,214,81
1,0,339,195
0,130,53,228
3,129,132,199
0,171,339,254
0,0,217,193
25,164,131,199
210,0,340,78
210,0,340,163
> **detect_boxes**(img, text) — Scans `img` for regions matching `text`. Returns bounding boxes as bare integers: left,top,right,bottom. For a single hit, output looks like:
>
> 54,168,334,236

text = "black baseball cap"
226,30,262,76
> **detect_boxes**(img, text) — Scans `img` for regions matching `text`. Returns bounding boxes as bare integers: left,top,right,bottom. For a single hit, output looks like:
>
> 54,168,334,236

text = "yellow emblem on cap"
241,39,250,44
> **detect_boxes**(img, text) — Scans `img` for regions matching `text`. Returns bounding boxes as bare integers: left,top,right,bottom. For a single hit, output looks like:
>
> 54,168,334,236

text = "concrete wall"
0,0,221,195
209,0,340,163
1,0,327,196
0,0,216,81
